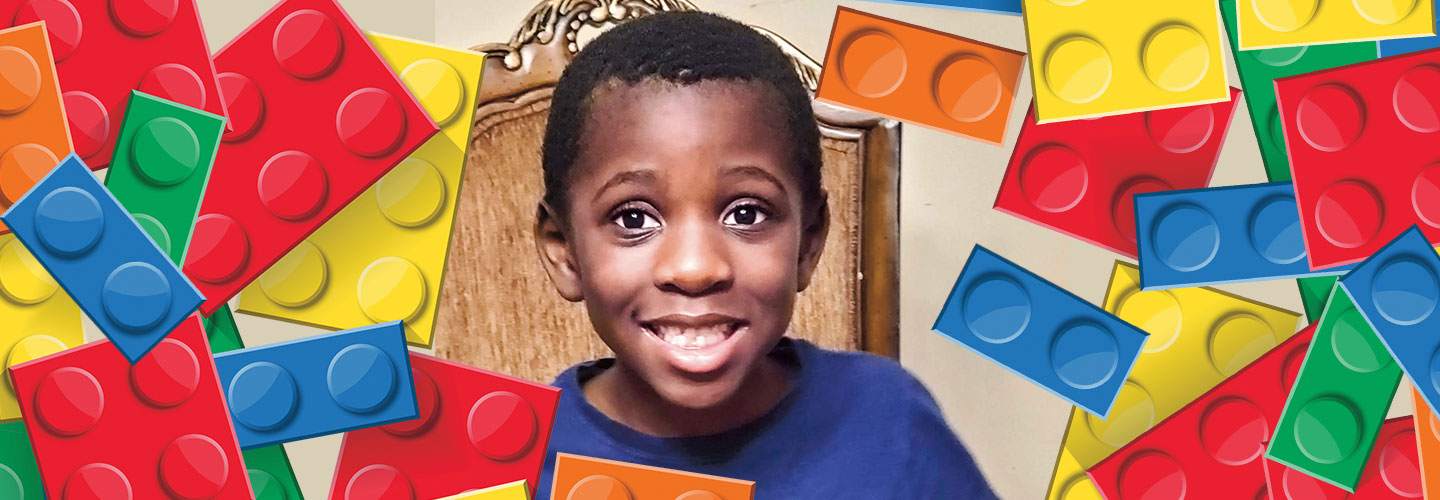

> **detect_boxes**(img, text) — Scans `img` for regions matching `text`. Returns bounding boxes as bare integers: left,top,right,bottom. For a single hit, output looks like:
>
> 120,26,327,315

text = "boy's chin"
650,373,748,411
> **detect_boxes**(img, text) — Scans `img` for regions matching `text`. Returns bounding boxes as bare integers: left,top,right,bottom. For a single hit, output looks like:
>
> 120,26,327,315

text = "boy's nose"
653,220,733,296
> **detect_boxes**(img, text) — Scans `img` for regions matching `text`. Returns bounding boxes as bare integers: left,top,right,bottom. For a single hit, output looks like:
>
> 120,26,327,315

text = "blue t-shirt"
535,338,998,499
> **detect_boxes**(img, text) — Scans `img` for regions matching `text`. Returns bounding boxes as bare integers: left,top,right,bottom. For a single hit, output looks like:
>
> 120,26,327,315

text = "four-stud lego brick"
1019,0,1232,123
331,352,560,499
1237,0,1435,50
551,454,755,500
1264,417,1423,499
0,232,82,422
237,32,483,348
1340,226,1440,417
0,22,72,235
182,0,439,316
815,6,1025,144
0,154,202,363
933,246,1148,418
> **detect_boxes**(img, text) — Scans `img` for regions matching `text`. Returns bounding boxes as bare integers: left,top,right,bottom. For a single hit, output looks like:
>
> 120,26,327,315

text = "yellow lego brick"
0,233,83,422
1237,0,1435,49
1043,261,1301,499
1020,0,1232,123
435,480,529,500
235,33,483,348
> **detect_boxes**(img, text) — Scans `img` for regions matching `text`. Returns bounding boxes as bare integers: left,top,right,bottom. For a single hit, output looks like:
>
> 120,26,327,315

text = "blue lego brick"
1338,225,1440,417
0,154,203,364
1378,5,1440,57
1135,182,1354,291
856,0,1020,15
213,320,418,449
932,245,1147,418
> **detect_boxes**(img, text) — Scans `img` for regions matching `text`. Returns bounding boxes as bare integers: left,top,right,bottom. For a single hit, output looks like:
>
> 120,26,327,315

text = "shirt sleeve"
901,380,1000,499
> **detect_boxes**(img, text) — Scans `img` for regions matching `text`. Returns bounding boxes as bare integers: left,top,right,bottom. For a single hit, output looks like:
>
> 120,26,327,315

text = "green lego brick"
1266,284,1401,491
1218,0,1378,183
0,420,43,500
244,444,304,500
103,90,223,265
1298,275,1338,322
203,306,247,354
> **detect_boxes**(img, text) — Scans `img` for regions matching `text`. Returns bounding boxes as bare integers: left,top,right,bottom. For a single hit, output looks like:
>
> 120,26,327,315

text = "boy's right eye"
614,209,660,230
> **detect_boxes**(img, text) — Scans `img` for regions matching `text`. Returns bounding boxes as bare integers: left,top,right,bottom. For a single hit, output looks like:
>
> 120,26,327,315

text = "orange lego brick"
816,6,1025,145
1414,389,1439,499
551,453,754,500
0,22,71,234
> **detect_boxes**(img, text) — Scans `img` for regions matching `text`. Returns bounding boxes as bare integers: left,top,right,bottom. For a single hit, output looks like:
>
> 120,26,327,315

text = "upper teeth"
651,324,733,350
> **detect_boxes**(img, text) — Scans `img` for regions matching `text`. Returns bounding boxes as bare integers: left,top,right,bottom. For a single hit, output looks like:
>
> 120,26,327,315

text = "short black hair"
541,11,823,217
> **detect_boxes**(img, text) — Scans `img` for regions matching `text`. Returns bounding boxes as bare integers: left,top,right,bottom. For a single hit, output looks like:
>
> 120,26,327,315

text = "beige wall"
68,1,1409,499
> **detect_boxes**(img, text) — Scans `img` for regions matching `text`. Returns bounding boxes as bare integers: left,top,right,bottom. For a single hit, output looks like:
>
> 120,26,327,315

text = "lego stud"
327,344,397,414
344,464,413,500
1369,256,1438,325
960,275,1031,344
1252,0,1318,32
130,338,199,408
566,475,633,500
1413,163,1440,227
138,63,208,113
271,9,343,79
1043,36,1111,104
1151,204,1220,272
1330,307,1394,373
1198,397,1268,465
1114,451,1186,499
63,91,110,159
185,213,250,284
1145,104,1215,154
1111,178,1171,244
133,213,171,255
1393,66,1440,133
1248,46,1308,67
5,334,66,390
1017,144,1088,214
64,463,133,499
1057,474,1101,500
382,368,438,436
158,434,230,499
218,72,266,142
35,366,104,437
0,464,20,500
249,470,287,500
13,0,82,61
375,158,445,227
467,390,538,461
400,59,464,126
1207,314,1276,377
837,30,905,98
0,143,60,205
1378,429,1422,496
257,240,328,307
257,150,328,221
1248,196,1306,265
1086,380,1156,447
101,261,174,331
1050,321,1119,390
356,256,427,324
932,54,1002,123
1354,0,1419,25
1114,289,1181,353
675,491,722,500
0,45,40,114
34,186,105,257
1296,84,1365,153
1141,24,1210,93
336,87,407,158
1313,180,1382,249
228,361,298,431
1281,467,1342,500
110,0,177,37
0,236,58,304
1293,396,1361,464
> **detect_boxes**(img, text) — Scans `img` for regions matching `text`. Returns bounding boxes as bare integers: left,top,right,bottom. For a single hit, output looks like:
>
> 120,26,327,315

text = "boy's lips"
638,314,747,375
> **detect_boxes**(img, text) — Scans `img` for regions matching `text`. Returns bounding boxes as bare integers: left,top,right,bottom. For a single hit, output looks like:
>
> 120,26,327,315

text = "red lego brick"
1264,417,1422,499
993,88,1238,258
1086,321,1313,499
329,352,560,499
1276,47,1440,270
0,0,226,169
181,0,438,315
7,314,252,499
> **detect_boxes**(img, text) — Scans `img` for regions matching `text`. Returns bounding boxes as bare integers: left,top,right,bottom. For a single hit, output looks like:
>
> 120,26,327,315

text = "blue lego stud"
0,154,204,364
932,245,1147,418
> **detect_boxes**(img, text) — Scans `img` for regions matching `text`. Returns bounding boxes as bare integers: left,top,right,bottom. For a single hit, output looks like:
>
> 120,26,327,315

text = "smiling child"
532,11,996,499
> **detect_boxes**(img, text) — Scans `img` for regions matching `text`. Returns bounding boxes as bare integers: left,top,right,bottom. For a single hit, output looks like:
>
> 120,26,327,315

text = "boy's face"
538,80,827,409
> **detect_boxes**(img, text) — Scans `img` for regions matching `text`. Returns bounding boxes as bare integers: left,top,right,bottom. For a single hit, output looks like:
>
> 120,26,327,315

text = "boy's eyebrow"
722,165,787,195
593,169,658,202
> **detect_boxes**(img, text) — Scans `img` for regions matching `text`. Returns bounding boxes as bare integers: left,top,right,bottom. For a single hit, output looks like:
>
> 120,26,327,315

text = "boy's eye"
614,209,660,230
723,205,768,226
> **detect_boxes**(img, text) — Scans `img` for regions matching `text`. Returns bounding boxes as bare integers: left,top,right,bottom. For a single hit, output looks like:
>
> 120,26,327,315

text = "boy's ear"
535,201,585,302
796,190,830,293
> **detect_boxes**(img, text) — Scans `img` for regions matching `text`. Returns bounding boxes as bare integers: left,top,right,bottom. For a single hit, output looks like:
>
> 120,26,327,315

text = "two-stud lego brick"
1085,328,1314,499
331,352,560,499
1341,226,1440,418
0,155,202,363
1266,284,1402,491
1237,0,1434,49
933,246,1148,417
1412,389,1439,499
816,7,1024,144
214,321,418,449
857,0,1020,15
237,33,484,348
183,0,439,316
0,22,71,234
1276,47,1440,270
1265,417,1423,499
0,420,41,499
994,91,1238,258
9,314,254,498
103,91,223,265
0,0,225,169
0,232,82,422
551,454,754,500
1044,261,1301,500
1019,0,1231,123
435,480,530,500
1136,182,1355,290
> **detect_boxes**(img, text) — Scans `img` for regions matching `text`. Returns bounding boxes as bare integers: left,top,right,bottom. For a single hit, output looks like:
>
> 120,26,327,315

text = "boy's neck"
582,355,791,438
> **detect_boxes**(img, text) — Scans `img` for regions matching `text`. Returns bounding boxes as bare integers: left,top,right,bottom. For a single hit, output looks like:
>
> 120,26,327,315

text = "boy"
532,11,996,499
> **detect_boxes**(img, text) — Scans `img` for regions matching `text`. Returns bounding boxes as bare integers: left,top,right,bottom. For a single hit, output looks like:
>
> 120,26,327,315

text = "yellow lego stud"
236,33,484,348
1021,0,1231,123
1044,261,1301,500
1238,0,1435,49
0,233,84,422
434,480,529,500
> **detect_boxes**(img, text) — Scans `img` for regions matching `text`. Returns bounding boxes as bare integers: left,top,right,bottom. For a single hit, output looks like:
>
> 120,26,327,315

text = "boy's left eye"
723,204,768,226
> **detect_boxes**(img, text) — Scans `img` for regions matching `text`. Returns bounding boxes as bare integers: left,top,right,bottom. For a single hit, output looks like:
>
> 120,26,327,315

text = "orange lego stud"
551,453,755,500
